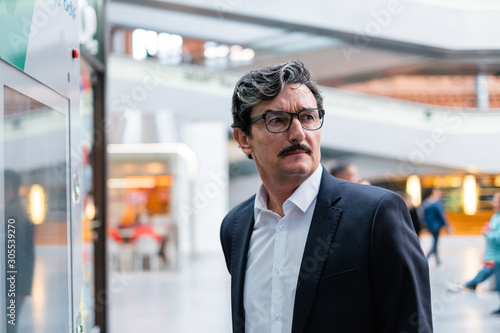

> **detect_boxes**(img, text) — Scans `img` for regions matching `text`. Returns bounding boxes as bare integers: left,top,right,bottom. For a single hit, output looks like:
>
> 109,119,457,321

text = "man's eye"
300,113,316,121
267,117,287,124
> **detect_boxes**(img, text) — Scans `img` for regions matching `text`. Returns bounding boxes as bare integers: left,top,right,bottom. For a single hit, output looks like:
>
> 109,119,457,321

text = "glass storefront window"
2,75,71,332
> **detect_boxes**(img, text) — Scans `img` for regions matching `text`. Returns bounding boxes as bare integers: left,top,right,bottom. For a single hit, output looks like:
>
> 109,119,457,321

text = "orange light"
495,175,500,187
156,175,173,187
406,175,421,206
463,175,477,215
29,184,46,225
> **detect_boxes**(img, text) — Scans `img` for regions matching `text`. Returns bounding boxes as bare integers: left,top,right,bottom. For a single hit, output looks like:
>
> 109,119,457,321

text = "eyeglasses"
250,108,325,134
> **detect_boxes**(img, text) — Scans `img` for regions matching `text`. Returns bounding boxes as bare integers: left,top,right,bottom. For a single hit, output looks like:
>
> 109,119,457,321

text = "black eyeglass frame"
249,108,325,134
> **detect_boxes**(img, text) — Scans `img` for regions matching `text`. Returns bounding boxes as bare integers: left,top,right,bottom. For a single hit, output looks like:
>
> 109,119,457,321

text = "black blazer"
220,168,433,333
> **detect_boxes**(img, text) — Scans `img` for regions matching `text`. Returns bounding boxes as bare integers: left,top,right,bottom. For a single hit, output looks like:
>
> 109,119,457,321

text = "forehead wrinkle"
254,85,316,116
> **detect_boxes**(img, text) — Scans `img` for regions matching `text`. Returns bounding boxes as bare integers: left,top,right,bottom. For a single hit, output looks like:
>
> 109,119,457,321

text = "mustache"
277,144,312,157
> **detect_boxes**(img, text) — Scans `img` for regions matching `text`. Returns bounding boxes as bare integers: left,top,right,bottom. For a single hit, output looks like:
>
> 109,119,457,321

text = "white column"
121,109,142,143
476,73,489,110
182,122,229,255
155,109,178,143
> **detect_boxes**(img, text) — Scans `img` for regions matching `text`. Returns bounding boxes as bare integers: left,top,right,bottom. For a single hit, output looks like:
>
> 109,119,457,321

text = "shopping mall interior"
1,0,500,332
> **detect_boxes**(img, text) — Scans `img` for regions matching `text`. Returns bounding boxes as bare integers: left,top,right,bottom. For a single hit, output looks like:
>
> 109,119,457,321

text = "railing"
108,55,500,173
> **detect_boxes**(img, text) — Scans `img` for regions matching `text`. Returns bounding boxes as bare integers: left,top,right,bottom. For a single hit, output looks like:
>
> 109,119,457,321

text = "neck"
265,186,297,217
262,174,311,217
257,165,320,217
264,185,296,217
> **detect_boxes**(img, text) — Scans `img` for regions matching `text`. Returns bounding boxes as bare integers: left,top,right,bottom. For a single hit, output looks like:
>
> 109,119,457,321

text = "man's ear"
233,128,253,157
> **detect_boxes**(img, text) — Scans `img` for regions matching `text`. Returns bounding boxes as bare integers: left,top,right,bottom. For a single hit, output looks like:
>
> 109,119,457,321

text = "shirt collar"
287,164,322,213
255,164,323,217
255,183,270,213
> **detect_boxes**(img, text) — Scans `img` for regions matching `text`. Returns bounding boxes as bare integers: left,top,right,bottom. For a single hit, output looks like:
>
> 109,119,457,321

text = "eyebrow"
264,107,320,113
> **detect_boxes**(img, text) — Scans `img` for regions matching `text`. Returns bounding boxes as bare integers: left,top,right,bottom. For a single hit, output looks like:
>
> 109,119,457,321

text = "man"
485,192,500,315
329,161,360,183
220,60,432,333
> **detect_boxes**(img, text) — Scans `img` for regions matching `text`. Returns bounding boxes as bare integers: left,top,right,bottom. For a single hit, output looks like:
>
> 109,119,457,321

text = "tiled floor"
109,235,500,333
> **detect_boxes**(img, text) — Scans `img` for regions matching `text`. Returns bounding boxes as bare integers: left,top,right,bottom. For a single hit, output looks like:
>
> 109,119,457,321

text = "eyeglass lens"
265,109,322,133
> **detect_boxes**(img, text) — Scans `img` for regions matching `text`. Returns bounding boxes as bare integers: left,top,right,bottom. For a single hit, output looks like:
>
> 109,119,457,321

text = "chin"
282,163,314,177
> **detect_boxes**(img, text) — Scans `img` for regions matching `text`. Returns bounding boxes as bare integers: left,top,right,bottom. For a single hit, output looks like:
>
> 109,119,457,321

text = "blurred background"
2,0,500,332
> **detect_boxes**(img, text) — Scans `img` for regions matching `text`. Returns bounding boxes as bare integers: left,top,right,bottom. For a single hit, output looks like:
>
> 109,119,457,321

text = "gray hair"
231,60,323,135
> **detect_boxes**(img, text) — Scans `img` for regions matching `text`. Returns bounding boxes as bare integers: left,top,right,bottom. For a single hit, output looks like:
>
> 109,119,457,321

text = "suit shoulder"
332,179,403,209
340,180,397,198
222,194,255,226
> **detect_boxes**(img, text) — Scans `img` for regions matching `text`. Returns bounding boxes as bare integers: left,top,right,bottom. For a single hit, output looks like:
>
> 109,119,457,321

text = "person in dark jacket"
402,192,424,236
422,187,451,265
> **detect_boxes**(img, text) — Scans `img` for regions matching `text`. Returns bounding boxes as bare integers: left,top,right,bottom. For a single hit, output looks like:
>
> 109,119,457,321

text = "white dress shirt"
244,165,322,333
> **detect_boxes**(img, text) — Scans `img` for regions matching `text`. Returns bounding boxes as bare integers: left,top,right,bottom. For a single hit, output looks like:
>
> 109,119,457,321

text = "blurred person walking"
447,221,496,292
422,188,451,265
447,262,495,292
484,192,500,315
402,192,424,237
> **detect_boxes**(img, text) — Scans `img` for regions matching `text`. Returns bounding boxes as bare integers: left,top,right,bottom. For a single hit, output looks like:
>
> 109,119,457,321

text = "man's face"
234,83,322,186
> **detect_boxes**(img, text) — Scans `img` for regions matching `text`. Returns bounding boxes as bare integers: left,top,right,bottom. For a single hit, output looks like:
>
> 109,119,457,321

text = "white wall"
182,122,229,254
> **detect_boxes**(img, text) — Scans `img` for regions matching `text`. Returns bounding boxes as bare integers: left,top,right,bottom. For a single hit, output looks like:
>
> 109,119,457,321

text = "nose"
287,116,306,142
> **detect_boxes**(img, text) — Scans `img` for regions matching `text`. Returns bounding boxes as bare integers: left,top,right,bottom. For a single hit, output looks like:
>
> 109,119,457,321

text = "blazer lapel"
230,196,255,333
292,170,343,333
